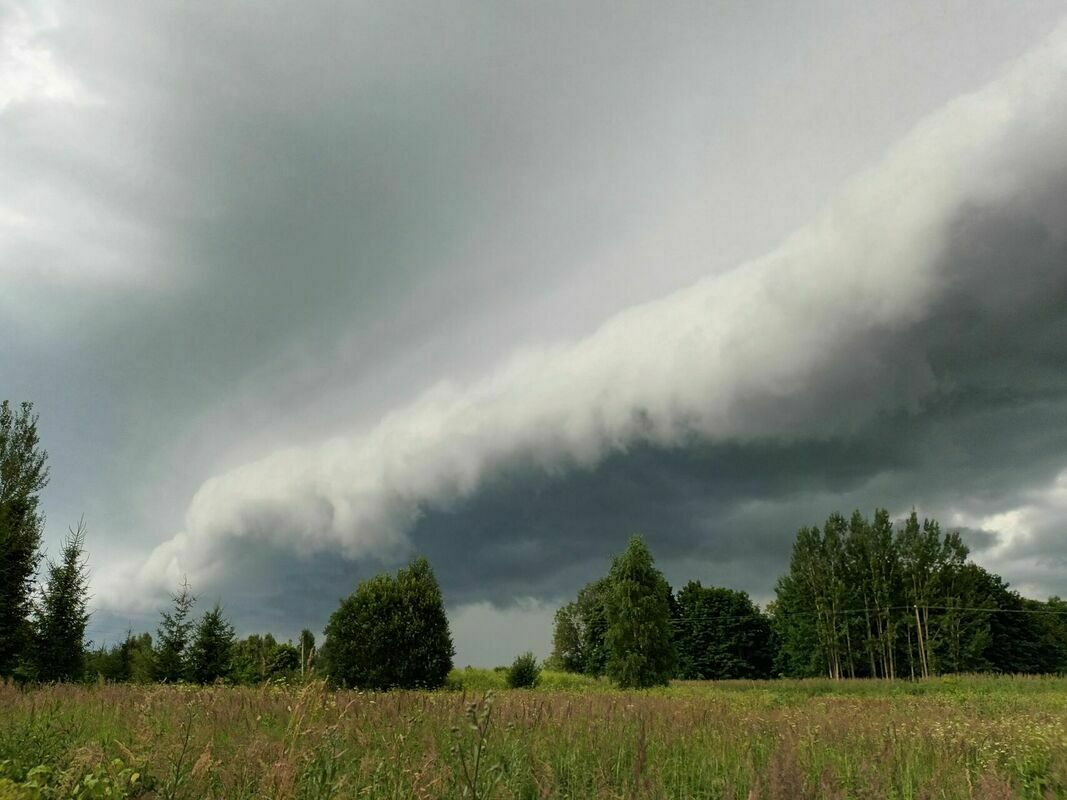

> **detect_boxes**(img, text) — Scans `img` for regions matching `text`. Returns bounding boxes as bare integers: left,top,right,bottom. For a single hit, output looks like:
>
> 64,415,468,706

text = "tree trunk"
914,605,929,679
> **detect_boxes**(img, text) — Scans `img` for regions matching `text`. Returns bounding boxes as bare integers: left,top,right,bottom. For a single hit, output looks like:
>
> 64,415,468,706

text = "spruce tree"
33,521,91,682
0,401,50,676
156,580,196,682
188,603,235,684
604,536,675,688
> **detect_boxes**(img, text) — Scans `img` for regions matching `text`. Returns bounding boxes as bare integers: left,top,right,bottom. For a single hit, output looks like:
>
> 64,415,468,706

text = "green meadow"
3,674,1067,800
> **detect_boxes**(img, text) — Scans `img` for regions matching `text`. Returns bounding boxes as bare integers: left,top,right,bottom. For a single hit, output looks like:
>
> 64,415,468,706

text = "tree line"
0,401,323,685
549,512,1067,685
773,509,1067,679
549,536,774,687
84,579,319,686
4,400,1067,689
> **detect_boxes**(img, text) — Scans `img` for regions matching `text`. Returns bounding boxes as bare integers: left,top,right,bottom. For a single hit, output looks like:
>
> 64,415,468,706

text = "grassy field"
2,673,1066,799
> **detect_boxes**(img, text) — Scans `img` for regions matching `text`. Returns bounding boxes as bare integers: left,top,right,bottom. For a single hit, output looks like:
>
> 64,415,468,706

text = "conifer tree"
33,520,91,681
188,603,235,684
156,579,196,682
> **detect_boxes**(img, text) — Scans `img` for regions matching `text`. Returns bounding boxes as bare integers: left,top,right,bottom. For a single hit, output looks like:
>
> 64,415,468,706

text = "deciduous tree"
674,582,774,679
604,536,675,688
323,557,454,689
0,401,49,676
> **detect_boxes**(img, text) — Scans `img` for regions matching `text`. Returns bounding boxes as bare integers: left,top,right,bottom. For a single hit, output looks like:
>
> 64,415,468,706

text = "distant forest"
3,400,1066,689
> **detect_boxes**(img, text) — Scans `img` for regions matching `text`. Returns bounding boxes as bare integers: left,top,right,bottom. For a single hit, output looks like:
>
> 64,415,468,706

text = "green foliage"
269,642,299,676
549,603,583,672
0,778,36,800
550,577,611,676
32,521,91,682
773,508,1067,680
184,631,311,685
604,536,675,688
188,603,235,684
445,667,603,692
231,633,281,684
972,573,1067,674
323,556,454,689
85,632,155,683
449,692,499,799
0,401,49,677
8,398,1067,696
155,580,195,683
89,631,311,691
0,754,146,800
505,652,540,688
674,581,774,679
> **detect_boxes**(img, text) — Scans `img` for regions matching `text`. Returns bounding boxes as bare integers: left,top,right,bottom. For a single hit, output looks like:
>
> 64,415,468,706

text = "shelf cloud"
129,20,1067,610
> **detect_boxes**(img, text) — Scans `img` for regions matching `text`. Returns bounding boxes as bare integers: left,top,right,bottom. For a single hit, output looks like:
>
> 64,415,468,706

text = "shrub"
445,667,506,691
506,652,541,688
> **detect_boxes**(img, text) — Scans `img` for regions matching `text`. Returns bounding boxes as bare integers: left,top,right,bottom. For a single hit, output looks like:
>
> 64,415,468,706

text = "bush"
506,652,541,688
538,669,605,691
444,667,506,691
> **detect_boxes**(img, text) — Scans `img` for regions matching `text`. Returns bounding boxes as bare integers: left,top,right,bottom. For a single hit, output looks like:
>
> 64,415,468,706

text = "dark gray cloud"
6,1,1067,664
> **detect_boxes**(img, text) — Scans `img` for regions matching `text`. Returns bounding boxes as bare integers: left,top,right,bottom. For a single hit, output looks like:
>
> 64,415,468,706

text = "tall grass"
1,675,1065,798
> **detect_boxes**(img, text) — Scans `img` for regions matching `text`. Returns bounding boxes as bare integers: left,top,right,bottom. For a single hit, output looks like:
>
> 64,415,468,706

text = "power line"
667,604,1067,624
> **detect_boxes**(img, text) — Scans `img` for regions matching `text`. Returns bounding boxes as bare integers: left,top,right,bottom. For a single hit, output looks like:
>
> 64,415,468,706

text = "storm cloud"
5,1,1067,664
132,20,1067,601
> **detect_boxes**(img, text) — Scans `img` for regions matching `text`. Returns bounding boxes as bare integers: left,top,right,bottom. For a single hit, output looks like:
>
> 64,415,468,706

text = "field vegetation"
3,675,1067,799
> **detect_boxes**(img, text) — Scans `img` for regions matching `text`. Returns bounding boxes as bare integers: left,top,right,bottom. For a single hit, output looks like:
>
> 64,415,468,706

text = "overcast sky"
4,1,1067,665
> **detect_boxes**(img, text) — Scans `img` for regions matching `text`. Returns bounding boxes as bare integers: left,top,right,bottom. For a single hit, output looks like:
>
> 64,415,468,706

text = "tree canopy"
674,582,774,680
323,556,454,689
